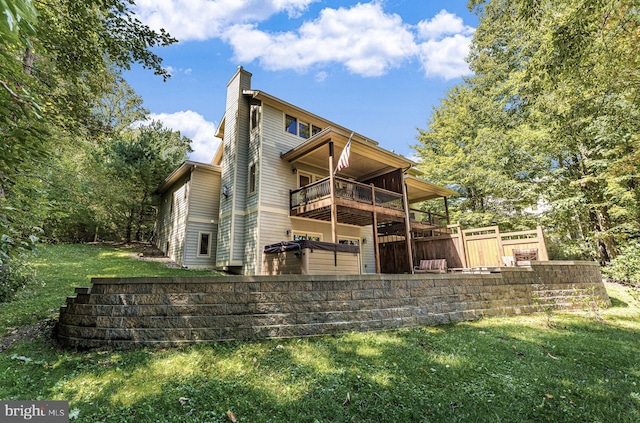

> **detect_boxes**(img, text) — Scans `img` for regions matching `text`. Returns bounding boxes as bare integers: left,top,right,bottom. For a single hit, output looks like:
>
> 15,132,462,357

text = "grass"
1,244,639,422
0,244,214,337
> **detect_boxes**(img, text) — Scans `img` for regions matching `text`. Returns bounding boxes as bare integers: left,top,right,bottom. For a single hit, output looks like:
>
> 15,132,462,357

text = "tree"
1,0,176,248
1,0,176,298
416,0,640,263
96,122,192,242
414,82,546,230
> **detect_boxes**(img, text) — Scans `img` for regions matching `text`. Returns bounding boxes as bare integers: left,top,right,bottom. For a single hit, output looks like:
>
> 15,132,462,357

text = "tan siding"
154,174,190,265
260,104,302,210
253,104,308,273
217,68,251,267
306,250,360,275
189,168,221,221
241,126,261,275
183,222,218,267
242,211,258,274
150,177,190,265
182,168,221,268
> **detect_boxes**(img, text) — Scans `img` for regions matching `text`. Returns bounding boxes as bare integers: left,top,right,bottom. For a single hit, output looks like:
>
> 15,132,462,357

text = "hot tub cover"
264,240,360,254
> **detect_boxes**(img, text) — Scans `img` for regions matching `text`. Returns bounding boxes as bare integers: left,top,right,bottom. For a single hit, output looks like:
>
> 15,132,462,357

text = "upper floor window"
251,105,260,130
298,171,321,188
285,114,322,139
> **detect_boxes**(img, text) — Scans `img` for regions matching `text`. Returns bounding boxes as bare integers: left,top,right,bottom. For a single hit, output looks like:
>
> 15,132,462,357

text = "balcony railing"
408,208,448,227
290,176,404,212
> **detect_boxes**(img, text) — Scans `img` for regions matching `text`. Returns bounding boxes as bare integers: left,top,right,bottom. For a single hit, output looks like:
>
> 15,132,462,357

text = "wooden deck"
290,176,448,231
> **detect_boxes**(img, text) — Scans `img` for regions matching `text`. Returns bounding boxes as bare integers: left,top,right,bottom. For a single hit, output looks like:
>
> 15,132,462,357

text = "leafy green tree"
1,0,175,242
96,122,192,242
414,82,546,230
1,0,176,297
416,0,639,263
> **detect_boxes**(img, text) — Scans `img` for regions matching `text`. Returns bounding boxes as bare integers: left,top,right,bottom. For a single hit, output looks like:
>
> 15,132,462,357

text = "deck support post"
371,183,381,274
402,181,414,274
329,141,338,245
444,196,450,225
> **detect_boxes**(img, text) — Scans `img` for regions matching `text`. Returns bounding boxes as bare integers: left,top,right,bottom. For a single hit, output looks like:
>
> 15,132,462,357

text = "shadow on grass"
609,296,629,308
1,312,639,423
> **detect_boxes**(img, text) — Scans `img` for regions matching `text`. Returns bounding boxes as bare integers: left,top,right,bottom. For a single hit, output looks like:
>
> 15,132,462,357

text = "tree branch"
0,81,26,103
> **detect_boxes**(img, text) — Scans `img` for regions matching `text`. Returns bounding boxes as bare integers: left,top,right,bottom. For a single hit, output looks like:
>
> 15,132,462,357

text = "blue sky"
125,0,478,163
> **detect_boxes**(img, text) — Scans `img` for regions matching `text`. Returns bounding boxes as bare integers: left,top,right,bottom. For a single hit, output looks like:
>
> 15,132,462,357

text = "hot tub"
263,240,360,275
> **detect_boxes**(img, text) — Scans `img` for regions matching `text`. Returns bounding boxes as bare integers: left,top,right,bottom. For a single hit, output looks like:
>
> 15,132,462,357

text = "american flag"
335,136,352,173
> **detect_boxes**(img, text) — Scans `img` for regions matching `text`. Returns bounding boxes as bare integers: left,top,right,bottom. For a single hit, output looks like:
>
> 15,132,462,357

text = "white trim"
188,217,216,224
297,171,323,188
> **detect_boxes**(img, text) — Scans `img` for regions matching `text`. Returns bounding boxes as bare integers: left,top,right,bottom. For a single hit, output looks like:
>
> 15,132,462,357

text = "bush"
603,241,640,285
0,258,38,302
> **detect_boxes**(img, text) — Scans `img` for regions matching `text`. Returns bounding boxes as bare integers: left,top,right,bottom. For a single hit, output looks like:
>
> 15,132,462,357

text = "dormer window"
285,114,322,139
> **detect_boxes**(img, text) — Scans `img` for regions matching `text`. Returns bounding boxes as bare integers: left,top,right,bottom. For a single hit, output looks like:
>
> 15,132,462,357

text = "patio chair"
512,248,538,265
414,259,447,274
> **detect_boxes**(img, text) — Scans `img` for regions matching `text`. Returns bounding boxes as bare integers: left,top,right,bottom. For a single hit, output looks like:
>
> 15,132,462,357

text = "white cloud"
134,1,474,80
315,71,328,82
147,111,220,163
417,9,474,40
415,10,474,80
223,3,416,76
418,34,473,80
134,0,318,41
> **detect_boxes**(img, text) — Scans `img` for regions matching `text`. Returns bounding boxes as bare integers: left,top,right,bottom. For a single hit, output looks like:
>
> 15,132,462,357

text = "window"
285,114,322,139
248,163,257,194
293,232,322,242
285,114,297,136
298,121,310,139
339,237,360,246
299,174,311,187
251,106,260,130
298,171,322,188
198,232,212,257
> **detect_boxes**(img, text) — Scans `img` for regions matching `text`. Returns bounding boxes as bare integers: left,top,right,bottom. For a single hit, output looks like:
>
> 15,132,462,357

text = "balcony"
290,176,448,234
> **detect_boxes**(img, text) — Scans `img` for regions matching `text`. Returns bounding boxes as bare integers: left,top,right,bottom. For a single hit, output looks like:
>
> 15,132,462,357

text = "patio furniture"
513,248,538,265
414,259,447,274
502,256,515,267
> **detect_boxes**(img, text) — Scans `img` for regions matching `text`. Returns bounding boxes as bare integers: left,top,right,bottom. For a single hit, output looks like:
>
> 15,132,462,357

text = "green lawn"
0,244,215,337
1,244,639,422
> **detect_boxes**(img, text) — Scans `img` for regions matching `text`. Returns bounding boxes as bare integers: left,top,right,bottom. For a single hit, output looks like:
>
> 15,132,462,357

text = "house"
154,67,456,275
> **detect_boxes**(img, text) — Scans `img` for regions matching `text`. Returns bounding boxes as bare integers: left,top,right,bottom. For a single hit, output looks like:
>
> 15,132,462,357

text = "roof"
156,160,221,194
216,85,454,201
281,126,414,180
404,174,457,202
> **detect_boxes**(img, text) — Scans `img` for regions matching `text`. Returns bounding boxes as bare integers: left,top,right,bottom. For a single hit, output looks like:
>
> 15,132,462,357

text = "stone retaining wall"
55,261,610,349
